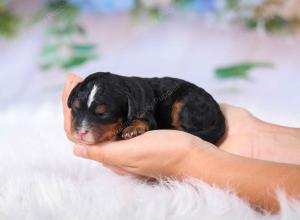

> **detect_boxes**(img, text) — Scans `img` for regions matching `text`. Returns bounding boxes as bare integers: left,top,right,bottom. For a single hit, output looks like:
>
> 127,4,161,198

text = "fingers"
73,139,140,167
62,73,82,140
73,144,137,175
62,73,83,105
74,142,148,178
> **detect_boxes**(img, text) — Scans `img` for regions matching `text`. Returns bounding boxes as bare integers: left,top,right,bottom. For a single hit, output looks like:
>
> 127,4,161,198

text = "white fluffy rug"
1,105,300,220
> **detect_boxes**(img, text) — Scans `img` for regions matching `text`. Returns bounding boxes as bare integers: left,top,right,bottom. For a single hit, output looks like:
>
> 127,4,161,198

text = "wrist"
179,140,225,182
254,121,300,164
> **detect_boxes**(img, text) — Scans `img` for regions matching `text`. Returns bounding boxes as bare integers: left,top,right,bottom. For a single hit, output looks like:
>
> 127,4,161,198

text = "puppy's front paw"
121,126,146,140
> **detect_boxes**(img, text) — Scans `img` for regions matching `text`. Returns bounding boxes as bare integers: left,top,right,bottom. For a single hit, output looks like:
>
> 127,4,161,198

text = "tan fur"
94,118,123,142
74,99,81,109
95,105,107,114
171,100,184,130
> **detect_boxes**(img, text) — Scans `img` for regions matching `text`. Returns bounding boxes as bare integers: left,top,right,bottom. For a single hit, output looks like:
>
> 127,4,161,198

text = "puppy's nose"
78,129,89,137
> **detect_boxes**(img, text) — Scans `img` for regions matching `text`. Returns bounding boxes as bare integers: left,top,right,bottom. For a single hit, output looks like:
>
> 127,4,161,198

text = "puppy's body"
68,72,225,144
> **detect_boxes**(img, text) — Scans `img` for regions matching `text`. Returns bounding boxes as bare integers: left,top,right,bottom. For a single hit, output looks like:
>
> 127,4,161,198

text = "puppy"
67,72,225,145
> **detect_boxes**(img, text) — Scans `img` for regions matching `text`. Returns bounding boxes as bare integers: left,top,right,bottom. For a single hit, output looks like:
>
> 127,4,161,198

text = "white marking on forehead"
87,85,98,108
81,120,89,129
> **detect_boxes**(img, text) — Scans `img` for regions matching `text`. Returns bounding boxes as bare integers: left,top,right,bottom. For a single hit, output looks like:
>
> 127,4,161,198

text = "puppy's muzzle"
75,126,97,144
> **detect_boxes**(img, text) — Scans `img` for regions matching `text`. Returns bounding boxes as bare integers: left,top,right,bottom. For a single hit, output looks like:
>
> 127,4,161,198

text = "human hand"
73,130,217,179
62,77,300,213
73,120,300,214
217,104,259,157
218,104,300,164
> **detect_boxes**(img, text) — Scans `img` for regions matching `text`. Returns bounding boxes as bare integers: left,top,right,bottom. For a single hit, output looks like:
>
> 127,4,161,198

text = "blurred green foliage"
223,0,300,33
38,0,97,70
215,62,274,80
0,0,20,38
246,16,300,33
0,0,296,71
131,1,165,21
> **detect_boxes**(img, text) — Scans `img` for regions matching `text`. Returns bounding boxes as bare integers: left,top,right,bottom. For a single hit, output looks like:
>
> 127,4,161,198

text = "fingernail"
74,145,87,158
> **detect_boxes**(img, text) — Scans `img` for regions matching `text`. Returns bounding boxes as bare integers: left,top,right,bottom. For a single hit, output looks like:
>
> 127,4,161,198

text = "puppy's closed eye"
95,105,107,114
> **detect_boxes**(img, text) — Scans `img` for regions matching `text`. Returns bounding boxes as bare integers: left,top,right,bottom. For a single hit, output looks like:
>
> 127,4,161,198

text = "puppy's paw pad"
121,126,146,139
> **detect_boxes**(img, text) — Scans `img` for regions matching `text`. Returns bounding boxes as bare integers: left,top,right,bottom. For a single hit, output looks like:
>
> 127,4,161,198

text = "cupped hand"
73,130,216,179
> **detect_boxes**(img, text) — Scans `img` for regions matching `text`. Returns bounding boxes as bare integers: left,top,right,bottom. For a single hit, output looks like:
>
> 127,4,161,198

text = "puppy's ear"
67,83,82,108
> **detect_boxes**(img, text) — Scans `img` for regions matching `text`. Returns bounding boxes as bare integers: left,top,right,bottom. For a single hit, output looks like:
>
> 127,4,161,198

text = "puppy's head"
67,73,128,144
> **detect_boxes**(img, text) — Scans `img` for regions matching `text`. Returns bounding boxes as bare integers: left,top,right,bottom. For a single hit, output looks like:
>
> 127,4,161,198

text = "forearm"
254,120,300,164
185,147,300,213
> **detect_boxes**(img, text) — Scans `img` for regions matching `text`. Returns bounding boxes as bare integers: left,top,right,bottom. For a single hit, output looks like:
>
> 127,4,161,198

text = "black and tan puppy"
67,72,225,145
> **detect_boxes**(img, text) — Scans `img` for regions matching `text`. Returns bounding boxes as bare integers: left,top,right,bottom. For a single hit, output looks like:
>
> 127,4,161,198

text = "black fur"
68,72,225,144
